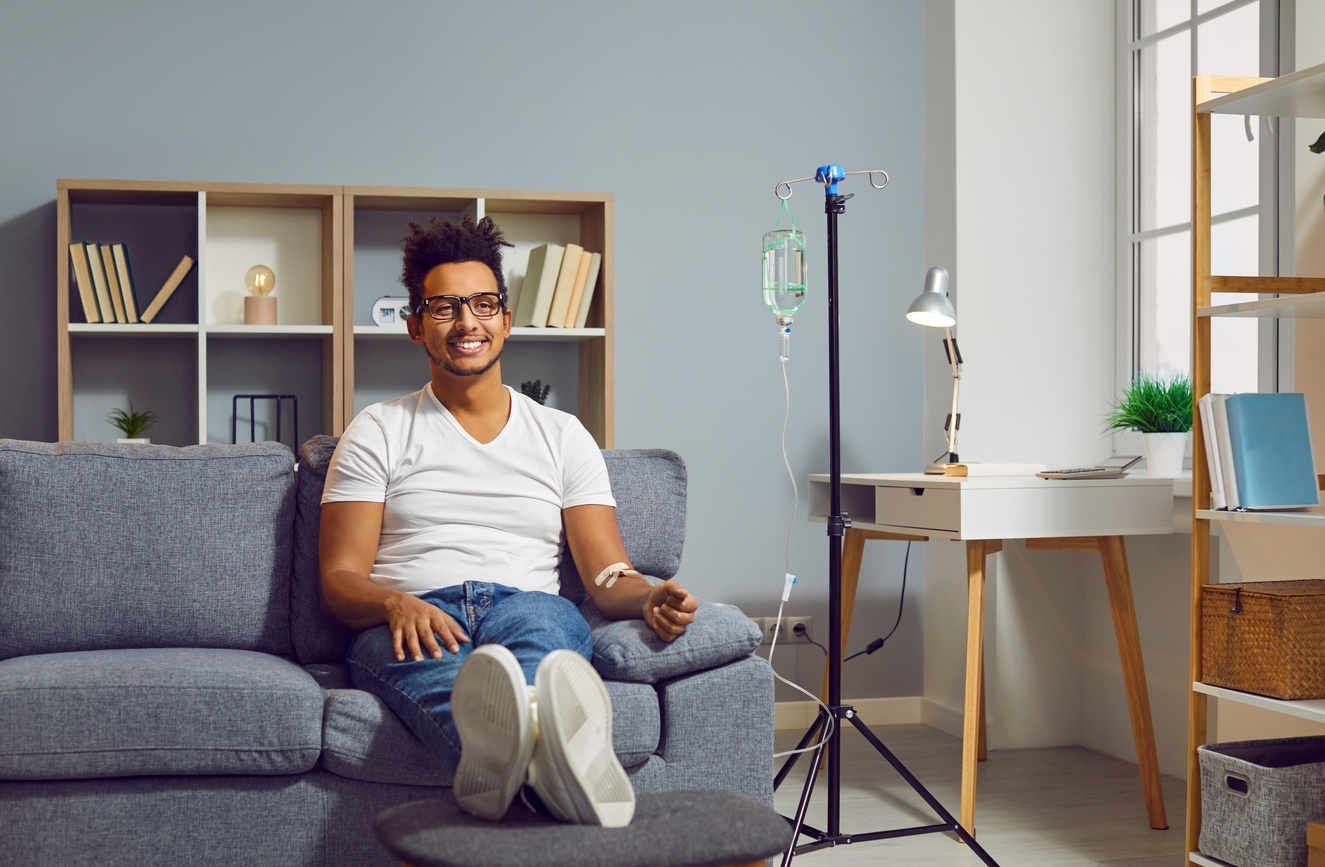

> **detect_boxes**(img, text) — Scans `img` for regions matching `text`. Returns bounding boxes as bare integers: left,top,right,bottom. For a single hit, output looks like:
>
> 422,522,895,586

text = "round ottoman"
373,790,791,867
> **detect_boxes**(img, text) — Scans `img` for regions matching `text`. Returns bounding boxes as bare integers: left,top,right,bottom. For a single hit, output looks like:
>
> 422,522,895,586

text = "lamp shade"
906,266,955,328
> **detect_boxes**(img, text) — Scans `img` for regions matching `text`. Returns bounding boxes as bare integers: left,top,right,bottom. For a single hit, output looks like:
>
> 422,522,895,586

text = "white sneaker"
527,650,635,827
452,645,535,821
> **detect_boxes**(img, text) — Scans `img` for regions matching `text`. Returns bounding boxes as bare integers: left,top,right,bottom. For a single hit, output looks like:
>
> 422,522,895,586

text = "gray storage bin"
1198,736,1325,867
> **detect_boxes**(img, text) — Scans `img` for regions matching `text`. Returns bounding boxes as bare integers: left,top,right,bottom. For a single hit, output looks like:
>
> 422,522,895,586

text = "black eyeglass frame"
413,292,508,322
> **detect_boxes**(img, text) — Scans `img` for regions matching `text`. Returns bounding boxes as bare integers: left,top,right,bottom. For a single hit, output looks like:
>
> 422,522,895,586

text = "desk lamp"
906,266,962,474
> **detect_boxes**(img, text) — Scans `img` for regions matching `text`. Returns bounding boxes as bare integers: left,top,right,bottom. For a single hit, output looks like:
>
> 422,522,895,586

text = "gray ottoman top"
374,790,791,867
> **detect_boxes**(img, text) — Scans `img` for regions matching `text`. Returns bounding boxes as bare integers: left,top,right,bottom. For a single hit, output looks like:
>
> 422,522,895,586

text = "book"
111,244,138,323
513,244,564,328
99,245,127,323
1197,393,1227,510
558,249,594,327
85,243,116,323
544,243,584,327
573,252,602,329
1212,394,1240,509
1223,393,1319,510
68,243,100,323
944,462,1047,477
139,254,195,324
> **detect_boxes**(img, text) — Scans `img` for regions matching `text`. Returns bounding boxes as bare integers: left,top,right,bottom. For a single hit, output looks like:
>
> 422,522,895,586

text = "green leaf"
105,397,159,439
1104,372,1192,433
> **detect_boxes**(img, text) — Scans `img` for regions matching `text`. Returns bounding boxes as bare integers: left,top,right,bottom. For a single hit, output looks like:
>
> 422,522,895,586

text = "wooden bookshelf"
57,180,614,448
1186,61,1325,866
343,186,614,447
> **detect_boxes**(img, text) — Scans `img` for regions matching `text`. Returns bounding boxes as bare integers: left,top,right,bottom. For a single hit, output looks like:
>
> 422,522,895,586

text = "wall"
0,0,927,703
924,0,1325,783
922,0,1161,760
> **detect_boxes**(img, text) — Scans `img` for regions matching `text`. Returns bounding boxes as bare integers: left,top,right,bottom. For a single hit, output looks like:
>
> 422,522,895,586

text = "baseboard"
774,695,923,731
920,697,964,740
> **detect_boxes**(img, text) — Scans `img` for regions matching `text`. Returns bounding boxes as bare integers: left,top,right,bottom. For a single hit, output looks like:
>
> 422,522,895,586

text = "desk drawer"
875,485,960,533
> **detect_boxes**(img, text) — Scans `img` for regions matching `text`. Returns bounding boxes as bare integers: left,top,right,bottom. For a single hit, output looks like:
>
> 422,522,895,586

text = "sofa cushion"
583,601,762,684
292,436,360,664
0,648,323,780
307,662,452,787
0,440,296,659
306,663,660,785
559,449,688,606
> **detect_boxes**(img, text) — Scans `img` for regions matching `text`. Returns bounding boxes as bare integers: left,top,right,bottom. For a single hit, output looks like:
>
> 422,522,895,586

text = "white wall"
924,0,1325,783
922,0,1119,745
920,0,1208,773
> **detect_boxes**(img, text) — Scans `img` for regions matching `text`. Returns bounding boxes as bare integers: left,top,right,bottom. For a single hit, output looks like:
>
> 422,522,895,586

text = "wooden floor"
772,724,1187,866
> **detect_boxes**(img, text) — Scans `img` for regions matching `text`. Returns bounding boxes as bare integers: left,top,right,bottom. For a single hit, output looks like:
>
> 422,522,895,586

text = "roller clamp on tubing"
827,514,851,537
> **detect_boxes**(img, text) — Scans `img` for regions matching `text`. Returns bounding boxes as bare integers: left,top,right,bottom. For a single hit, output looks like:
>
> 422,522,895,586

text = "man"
318,215,697,828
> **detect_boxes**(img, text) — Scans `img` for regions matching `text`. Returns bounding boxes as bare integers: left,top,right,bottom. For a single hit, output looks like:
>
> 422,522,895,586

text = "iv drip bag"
762,228,807,316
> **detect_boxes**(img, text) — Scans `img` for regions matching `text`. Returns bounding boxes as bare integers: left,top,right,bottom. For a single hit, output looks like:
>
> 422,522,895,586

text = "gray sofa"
0,437,774,865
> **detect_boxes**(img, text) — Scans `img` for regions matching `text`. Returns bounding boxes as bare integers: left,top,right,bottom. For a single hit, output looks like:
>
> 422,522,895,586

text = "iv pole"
773,166,1000,867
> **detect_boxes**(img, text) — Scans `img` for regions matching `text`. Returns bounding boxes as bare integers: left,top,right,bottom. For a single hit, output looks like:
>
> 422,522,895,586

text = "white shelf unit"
1187,63,1325,866
343,187,614,446
57,181,343,446
1195,507,1325,528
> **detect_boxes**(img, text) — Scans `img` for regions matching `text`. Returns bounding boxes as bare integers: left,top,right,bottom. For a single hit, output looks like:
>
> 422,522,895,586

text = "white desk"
808,472,1175,836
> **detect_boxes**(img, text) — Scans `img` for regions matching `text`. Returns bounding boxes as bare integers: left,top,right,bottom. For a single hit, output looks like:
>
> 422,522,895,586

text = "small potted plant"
107,399,159,444
1105,372,1192,477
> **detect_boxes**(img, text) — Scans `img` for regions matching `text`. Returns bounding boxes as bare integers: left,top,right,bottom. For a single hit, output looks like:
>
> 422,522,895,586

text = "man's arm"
319,500,470,662
563,504,697,642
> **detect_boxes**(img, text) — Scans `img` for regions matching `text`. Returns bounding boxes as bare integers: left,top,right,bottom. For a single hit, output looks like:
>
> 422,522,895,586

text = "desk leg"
1098,535,1168,831
961,540,992,837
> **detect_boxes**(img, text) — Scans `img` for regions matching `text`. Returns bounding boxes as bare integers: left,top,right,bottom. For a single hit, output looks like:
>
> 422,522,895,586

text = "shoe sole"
452,645,533,821
536,650,635,827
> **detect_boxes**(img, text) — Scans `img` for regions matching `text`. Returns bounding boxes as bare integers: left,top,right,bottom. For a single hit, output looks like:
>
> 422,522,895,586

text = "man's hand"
384,592,470,662
642,579,698,642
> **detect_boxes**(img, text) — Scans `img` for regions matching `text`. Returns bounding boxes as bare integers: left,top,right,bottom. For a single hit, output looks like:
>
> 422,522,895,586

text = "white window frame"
1114,0,1292,460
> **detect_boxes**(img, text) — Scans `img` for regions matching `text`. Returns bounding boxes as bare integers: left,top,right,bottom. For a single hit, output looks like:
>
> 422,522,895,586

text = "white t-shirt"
322,384,615,596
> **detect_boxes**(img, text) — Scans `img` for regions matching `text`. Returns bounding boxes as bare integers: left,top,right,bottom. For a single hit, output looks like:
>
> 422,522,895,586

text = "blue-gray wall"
0,0,926,700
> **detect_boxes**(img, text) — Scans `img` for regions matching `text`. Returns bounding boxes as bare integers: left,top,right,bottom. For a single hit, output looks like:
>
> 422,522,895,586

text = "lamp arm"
945,326,961,459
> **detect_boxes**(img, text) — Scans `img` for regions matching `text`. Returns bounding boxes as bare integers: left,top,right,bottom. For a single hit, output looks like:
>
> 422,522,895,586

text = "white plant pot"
1141,431,1188,477
115,438,150,444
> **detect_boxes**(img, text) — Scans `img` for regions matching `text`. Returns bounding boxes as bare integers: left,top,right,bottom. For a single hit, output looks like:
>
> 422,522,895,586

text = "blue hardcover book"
1224,393,1319,510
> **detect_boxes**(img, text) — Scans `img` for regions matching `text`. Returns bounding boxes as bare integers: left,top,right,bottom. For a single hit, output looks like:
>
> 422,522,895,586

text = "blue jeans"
346,582,592,772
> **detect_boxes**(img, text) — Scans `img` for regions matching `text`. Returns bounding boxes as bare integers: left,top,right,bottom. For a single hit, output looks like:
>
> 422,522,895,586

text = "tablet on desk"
1037,455,1143,480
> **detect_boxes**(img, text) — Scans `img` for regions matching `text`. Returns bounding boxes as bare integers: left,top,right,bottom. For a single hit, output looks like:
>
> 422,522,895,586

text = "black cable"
792,622,827,656
844,540,910,663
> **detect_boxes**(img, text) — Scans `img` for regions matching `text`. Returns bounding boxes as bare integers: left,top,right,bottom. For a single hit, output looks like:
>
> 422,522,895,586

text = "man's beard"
425,343,503,378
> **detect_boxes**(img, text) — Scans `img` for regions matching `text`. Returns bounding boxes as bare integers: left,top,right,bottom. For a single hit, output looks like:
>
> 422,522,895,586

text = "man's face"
408,261,512,379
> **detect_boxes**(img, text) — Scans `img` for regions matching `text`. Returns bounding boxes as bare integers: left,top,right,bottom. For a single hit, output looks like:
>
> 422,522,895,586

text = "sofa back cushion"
291,438,688,662
558,449,687,606
291,436,360,663
0,440,296,660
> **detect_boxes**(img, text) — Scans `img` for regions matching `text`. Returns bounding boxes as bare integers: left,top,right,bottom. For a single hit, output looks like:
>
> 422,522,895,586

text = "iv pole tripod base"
776,704,1000,864
774,167,1001,867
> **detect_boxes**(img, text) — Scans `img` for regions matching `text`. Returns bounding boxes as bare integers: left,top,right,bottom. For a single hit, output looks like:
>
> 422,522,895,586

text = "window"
1123,0,1279,405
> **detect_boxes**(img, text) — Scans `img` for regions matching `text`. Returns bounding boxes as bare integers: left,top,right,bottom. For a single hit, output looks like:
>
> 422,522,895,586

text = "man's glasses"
415,292,506,322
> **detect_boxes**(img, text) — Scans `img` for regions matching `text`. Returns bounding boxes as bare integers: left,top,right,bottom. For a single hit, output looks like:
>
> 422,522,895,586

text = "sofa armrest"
655,655,776,806
580,595,761,684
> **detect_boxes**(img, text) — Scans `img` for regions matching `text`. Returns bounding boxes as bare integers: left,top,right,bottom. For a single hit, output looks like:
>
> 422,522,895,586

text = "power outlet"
759,615,812,645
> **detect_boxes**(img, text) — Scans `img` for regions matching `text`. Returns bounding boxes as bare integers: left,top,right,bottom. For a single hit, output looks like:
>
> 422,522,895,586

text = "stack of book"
1198,392,1320,511
69,243,194,324
511,243,602,329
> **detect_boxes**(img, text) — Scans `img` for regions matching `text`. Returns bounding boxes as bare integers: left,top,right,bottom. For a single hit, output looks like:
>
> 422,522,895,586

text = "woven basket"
1202,579,1325,700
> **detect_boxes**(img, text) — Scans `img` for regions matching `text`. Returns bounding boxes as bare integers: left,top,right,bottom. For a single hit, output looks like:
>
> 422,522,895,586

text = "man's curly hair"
400,215,513,313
